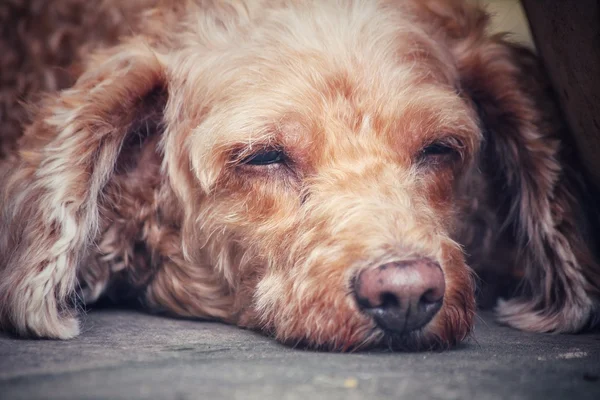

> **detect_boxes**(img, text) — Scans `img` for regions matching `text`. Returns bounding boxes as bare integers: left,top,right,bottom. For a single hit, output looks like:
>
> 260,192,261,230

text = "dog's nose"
353,258,445,333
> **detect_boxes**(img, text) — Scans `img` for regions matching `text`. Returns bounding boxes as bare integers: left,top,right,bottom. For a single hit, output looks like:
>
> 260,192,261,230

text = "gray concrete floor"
1,310,599,400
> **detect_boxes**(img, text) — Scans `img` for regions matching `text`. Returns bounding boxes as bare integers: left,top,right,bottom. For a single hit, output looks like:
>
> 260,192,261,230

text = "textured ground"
1,310,599,400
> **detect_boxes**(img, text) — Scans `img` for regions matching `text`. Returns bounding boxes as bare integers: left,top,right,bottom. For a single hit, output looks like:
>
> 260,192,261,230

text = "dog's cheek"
426,241,476,347
204,176,304,259
250,269,377,350
229,262,270,329
236,272,284,331
185,177,303,321
417,166,470,223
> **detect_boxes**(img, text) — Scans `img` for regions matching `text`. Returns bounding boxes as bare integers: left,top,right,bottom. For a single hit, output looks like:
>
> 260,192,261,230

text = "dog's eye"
421,143,456,157
242,149,285,165
418,140,463,166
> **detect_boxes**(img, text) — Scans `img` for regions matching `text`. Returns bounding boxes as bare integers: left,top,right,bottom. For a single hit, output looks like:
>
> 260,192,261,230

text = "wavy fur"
0,0,598,350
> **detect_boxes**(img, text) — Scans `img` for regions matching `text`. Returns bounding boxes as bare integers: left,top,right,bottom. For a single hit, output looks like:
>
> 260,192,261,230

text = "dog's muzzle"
353,258,445,334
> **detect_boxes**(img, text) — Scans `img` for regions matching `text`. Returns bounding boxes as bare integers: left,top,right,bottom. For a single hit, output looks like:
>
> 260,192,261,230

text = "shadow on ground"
0,310,599,400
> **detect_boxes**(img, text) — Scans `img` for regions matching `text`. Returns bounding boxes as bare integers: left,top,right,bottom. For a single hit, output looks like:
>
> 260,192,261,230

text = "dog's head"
157,0,486,350
8,0,589,348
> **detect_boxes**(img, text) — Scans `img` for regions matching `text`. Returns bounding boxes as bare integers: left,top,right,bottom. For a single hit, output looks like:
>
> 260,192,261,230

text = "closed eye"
417,139,464,167
421,142,456,157
236,147,295,178
241,149,286,166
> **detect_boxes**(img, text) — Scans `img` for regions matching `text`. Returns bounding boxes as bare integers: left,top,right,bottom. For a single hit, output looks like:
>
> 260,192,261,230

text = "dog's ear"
461,38,600,332
0,40,169,338
416,0,600,332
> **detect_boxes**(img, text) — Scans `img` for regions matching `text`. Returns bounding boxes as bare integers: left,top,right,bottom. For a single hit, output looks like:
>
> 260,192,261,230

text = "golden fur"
0,0,598,351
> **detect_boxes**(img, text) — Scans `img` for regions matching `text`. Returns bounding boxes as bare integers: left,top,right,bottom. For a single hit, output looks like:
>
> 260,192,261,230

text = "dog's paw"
7,307,81,339
495,297,592,333
27,314,81,340
1,289,81,339
2,312,81,340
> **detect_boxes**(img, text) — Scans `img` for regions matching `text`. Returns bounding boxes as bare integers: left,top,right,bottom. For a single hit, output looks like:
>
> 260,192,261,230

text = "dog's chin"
376,329,455,352
274,325,452,353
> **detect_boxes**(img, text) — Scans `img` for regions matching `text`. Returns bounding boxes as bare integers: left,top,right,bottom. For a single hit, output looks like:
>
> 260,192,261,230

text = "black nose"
353,258,445,333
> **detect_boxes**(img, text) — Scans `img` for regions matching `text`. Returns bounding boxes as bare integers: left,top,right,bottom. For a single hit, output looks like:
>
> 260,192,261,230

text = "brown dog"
0,0,598,351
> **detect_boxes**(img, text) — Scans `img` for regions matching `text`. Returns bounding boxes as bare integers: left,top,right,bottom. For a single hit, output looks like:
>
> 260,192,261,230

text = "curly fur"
0,0,598,350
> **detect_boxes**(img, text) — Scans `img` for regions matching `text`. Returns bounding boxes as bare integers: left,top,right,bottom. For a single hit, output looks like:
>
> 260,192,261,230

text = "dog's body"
0,0,598,351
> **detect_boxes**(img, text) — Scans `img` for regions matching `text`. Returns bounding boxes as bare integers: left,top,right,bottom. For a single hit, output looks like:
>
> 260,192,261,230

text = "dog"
0,0,599,351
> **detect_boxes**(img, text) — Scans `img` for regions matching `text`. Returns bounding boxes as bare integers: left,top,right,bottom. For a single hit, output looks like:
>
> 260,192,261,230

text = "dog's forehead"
190,2,461,132
236,0,458,90
185,0,478,179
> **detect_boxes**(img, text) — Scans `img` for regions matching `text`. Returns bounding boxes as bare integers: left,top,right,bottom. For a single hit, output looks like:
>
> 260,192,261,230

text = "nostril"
419,288,444,315
379,291,400,309
420,288,443,305
353,258,445,334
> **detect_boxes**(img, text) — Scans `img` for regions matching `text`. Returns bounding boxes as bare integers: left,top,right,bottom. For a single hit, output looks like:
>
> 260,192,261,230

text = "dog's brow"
227,135,282,161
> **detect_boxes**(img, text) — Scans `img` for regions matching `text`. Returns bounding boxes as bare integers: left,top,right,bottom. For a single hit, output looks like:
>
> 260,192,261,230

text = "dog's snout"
353,258,445,334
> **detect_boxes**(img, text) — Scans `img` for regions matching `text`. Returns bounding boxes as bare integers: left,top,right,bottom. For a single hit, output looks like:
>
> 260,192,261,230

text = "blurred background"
480,0,533,46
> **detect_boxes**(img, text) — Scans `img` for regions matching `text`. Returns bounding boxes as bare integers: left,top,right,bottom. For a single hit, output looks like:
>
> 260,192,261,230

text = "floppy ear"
461,38,600,332
0,41,169,338
417,0,600,332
